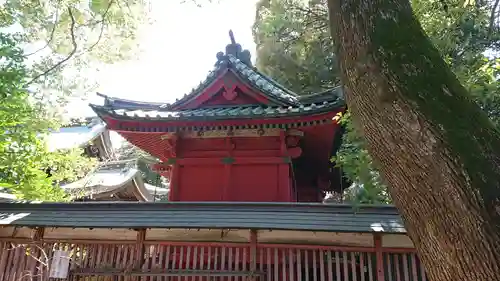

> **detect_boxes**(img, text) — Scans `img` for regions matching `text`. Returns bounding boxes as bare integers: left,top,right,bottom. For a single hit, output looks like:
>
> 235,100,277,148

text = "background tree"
253,0,500,204
0,32,67,201
1,0,150,119
0,0,150,201
326,0,500,279
253,0,338,93
115,141,164,187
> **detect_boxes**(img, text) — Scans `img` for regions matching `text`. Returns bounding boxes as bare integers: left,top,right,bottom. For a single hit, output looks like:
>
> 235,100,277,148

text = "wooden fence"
0,240,426,281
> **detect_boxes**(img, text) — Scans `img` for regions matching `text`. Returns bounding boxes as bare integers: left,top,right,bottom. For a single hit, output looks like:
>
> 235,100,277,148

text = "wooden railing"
0,241,426,281
383,253,426,281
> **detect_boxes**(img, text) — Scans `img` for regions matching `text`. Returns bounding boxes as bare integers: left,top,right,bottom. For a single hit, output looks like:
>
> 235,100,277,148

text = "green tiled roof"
227,55,299,105
0,202,405,233
91,37,345,121
167,55,300,109
91,99,343,122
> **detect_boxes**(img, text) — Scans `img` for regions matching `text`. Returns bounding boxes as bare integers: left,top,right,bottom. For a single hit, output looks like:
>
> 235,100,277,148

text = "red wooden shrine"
92,31,347,203
0,32,425,281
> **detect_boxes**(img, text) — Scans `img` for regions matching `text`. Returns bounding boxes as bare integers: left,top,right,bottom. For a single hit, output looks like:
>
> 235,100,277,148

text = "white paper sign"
49,250,70,279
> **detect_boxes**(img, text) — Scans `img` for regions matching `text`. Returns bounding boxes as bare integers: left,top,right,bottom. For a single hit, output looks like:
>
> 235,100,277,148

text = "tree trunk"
326,0,500,280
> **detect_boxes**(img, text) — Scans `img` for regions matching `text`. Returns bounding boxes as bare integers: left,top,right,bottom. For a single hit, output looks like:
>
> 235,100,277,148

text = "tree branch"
488,0,500,38
24,6,78,87
80,0,114,27
87,21,107,53
85,0,114,53
23,0,62,57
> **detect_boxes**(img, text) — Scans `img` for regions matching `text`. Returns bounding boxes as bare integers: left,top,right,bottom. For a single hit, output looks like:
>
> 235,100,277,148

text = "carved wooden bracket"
285,129,304,148
288,147,302,159
164,134,178,157
222,72,239,101
222,87,238,100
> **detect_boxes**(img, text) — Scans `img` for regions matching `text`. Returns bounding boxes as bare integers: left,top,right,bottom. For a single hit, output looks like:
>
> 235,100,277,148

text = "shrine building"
0,32,426,281
91,32,348,203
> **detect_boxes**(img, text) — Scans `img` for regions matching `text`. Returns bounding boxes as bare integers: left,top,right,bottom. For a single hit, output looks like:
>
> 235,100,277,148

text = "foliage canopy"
0,0,150,200
253,0,500,203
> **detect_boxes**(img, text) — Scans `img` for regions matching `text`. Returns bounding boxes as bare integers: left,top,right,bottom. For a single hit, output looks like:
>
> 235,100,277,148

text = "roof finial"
215,29,252,67
229,29,236,45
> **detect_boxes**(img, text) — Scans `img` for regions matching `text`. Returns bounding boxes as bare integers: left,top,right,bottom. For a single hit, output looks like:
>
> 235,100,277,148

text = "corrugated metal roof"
61,160,163,202
97,92,166,111
47,123,106,151
0,202,405,233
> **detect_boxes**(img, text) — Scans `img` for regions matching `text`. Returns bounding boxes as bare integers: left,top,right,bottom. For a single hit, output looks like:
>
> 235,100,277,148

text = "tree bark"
326,0,500,280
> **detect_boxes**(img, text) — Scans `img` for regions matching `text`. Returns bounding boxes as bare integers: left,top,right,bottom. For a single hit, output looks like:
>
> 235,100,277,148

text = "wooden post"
167,135,180,201
249,229,258,281
32,227,45,242
223,138,234,201
374,233,385,281
278,130,291,201
134,229,146,269
130,229,147,281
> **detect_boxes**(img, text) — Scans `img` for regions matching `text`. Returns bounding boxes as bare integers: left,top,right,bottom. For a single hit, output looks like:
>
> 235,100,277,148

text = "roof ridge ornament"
216,29,252,67
229,29,236,45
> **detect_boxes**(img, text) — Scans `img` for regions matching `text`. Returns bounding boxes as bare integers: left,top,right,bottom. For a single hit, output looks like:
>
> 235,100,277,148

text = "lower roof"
0,202,405,234
91,99,343,124
47,123,106,152
61,160,160,202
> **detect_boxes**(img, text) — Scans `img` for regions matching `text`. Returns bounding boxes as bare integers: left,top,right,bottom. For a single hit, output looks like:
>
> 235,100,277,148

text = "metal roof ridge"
94,94,168,111
0,201,399,211
96,93,167,106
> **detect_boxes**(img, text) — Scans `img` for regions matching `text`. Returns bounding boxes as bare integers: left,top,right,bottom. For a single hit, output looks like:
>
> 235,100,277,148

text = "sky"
72,0,259,117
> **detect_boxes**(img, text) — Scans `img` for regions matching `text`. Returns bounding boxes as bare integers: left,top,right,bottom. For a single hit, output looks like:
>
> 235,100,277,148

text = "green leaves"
0,32,98,201
115,142,163,186
0,0,150,201
253,0,339,94
1,0,149,113
332,112,390,204
90,0,111,15
254,0,500,204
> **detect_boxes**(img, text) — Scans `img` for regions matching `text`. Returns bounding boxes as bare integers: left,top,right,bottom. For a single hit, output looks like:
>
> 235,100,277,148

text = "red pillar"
223,164,231,200
278,130,292,201
223,138,234,201
278,164,291,201
374,233,386,281
168,164,180,201
166,135,180,201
